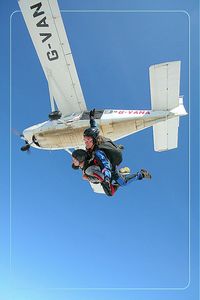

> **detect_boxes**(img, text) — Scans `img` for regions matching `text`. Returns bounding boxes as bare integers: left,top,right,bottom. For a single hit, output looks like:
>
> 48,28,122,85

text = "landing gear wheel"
48,111,62,120
21,144,30,151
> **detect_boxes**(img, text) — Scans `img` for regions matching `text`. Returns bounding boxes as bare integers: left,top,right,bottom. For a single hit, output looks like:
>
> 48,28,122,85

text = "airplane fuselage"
23,106,186,150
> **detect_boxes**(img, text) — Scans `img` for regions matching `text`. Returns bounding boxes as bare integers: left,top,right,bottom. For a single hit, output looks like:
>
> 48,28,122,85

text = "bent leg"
84,165,104,182
101,181,117,196
113,171,144,186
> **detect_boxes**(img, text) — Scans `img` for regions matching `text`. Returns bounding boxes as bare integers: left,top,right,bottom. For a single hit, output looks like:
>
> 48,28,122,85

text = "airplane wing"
18,0,87,116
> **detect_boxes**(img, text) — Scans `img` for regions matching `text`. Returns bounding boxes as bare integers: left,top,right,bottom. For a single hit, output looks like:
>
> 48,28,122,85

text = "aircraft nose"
23,128,33,143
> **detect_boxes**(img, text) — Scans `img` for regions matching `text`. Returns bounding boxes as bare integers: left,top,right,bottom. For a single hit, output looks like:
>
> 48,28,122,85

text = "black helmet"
83,127,100,139
72,149,88,163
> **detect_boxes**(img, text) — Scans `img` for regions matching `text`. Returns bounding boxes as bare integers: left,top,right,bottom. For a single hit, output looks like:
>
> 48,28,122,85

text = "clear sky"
0,0,199,300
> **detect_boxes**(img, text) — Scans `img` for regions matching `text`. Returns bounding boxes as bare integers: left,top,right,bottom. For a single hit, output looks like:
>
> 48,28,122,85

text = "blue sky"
0,0,199,299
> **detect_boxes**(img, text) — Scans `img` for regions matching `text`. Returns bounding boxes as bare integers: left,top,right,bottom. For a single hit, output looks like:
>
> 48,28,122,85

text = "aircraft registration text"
30,2,59,61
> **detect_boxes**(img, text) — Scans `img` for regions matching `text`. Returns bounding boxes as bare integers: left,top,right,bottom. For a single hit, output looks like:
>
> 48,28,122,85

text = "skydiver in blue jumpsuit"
72,148,151,196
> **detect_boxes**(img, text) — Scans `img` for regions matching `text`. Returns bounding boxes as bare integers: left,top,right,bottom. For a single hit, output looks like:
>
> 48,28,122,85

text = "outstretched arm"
89,109,97,128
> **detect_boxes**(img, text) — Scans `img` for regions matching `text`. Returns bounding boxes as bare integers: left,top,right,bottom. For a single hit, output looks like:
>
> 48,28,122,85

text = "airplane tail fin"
153,117,179,152
149,61,185,152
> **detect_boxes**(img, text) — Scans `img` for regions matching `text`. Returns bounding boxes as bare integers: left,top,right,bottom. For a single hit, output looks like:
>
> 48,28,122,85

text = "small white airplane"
18,0,187,193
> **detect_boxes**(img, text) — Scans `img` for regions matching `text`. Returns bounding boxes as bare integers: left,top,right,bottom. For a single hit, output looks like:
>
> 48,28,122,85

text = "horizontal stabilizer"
149,61,180,110
153,117,179,152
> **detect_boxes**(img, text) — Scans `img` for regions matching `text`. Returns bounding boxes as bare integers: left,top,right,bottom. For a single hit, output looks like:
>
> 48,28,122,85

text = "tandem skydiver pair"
71,109,152,196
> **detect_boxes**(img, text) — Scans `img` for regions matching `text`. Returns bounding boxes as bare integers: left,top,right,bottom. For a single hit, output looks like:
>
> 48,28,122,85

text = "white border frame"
10,9,191,291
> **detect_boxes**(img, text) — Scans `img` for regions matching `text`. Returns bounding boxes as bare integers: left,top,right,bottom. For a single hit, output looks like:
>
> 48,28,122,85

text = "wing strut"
47,72,56,112
65,148,72,155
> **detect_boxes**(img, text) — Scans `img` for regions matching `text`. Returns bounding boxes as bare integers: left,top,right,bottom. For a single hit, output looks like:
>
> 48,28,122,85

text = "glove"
89,109,95,120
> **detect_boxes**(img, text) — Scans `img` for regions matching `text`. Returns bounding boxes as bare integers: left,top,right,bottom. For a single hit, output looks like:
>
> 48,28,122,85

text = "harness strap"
93,173,104,182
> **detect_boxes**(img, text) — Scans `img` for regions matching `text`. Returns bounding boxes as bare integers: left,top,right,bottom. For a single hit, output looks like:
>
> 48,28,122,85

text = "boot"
140,169,152,179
